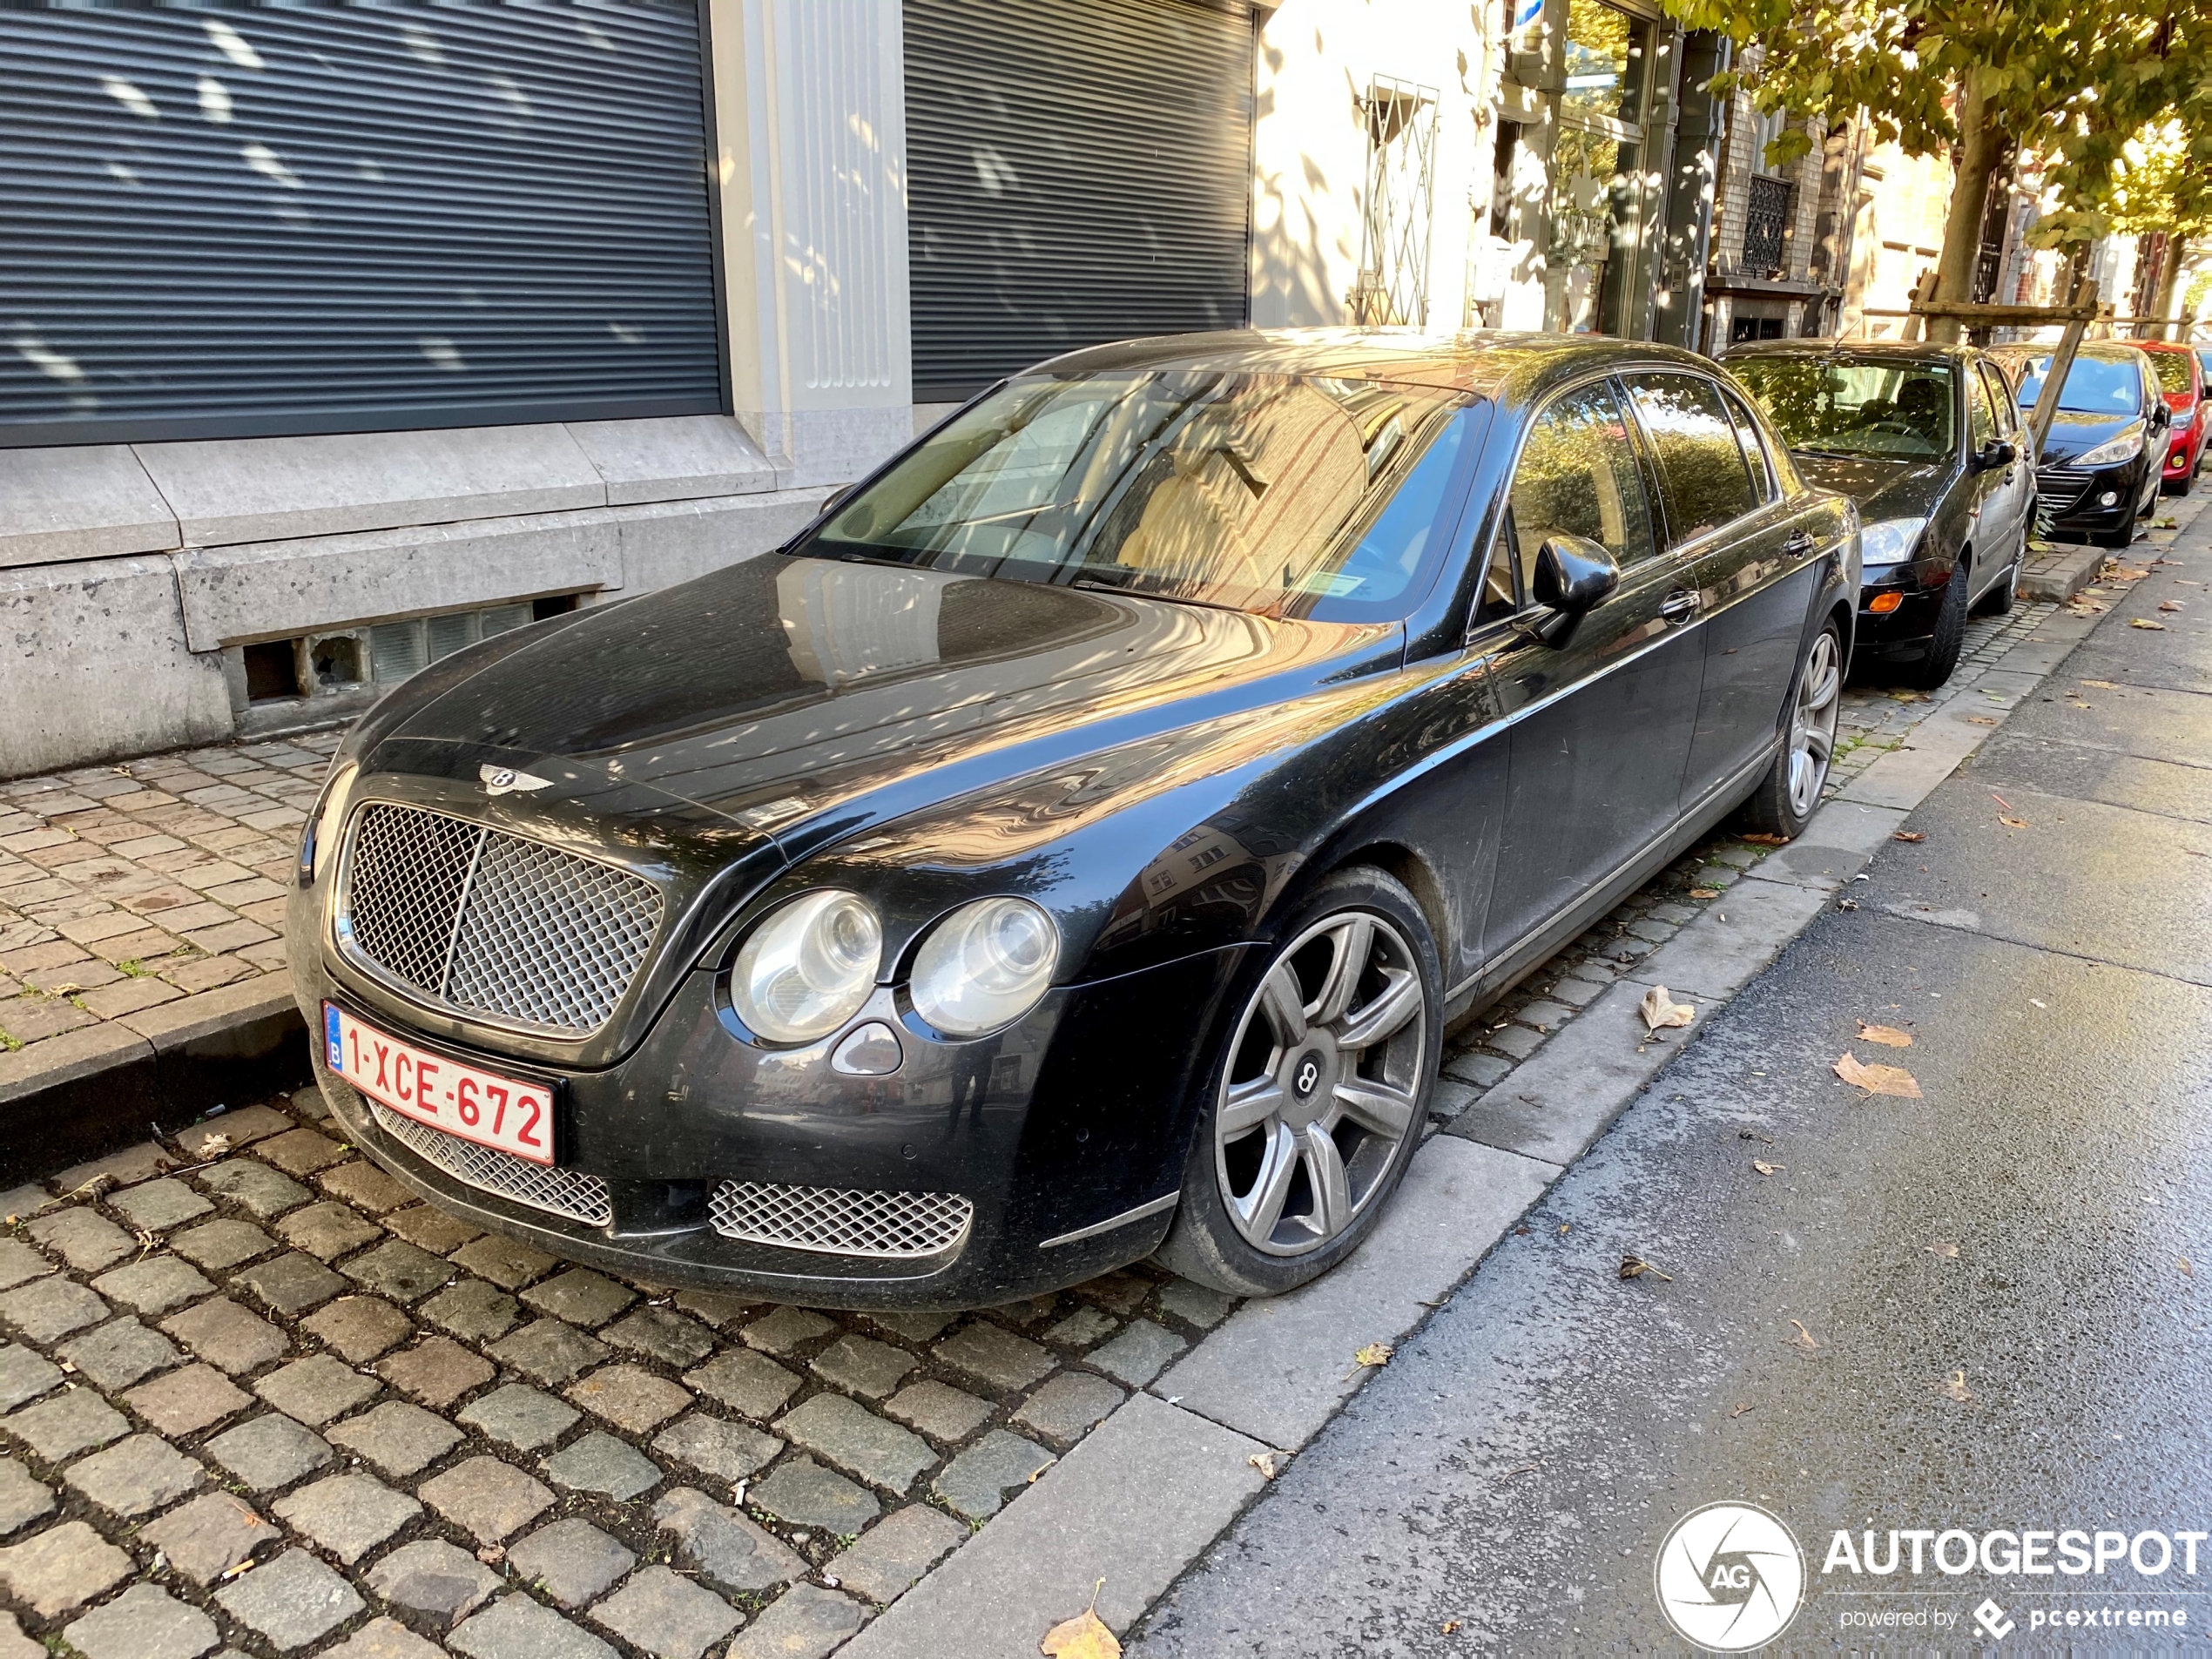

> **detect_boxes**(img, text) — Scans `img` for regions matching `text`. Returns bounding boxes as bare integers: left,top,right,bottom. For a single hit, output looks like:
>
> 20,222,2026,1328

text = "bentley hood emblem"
479,763,554,797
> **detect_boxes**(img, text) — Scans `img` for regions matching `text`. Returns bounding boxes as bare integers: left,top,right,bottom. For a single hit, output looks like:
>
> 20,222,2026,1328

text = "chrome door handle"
1659,590,1701,623
1784,529,1816,556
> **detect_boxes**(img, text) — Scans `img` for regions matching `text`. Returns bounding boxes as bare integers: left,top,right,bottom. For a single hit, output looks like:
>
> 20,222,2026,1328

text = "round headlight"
909,898,1059,1037
731,890,882,1044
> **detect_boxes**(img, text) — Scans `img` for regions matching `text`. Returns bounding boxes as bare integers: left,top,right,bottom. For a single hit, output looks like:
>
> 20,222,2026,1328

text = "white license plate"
324,1001,555,1165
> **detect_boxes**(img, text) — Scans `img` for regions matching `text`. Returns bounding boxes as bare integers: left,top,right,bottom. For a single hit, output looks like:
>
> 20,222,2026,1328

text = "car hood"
2034,408,2141,464
381,553,1401,860
1790,454,1950,523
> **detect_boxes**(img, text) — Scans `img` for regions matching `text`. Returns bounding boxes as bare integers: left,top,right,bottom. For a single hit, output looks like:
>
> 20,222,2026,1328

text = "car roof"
1721,337,1980,365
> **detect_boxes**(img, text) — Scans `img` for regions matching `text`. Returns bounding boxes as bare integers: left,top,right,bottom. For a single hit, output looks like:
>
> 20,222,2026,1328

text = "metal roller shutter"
0,3,722,448
902,0,1253,403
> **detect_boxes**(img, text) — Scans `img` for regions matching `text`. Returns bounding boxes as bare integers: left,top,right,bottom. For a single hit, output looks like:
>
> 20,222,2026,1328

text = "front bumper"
2035,461,2148,536
1852,566,1949,659
293,931,1250,1308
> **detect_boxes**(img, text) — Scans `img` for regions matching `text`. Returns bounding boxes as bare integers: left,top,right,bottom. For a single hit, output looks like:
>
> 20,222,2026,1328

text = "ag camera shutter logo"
1656,1502,1806,1650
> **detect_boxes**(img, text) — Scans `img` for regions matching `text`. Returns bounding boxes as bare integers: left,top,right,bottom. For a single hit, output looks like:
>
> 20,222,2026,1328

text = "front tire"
1154,867,1440,1297
1905,557,1970,688
1740,618,1843,839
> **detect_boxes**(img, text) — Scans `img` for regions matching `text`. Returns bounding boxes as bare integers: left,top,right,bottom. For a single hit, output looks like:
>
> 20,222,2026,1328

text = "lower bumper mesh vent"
708,1181,973,1259
369,1102,613,1227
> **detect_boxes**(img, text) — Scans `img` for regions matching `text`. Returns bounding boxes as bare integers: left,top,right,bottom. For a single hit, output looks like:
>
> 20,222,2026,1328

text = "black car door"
1650,372,1829,802
1974,359,2031,559
1477,376,1705,972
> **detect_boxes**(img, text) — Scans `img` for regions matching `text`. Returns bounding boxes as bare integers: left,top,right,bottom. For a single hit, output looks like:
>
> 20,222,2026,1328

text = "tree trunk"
2148,237,2188,340
1925,77,2005,344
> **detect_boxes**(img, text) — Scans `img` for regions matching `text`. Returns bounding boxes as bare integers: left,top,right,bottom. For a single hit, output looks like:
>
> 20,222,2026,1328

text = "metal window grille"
1740,175,1797,280
1351,77,1439,327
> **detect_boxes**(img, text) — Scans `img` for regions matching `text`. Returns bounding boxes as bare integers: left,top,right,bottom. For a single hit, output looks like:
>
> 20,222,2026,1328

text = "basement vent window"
243,640,300,705
368,600,535,685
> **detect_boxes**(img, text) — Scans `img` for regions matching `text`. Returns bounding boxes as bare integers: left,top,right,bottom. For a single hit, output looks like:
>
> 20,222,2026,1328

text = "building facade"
3,0,1729,777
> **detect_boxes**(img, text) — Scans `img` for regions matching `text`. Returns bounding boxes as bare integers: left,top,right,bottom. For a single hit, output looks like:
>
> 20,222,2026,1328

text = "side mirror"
2152,403,2173,429
1973,440,2015,470
819,483,853,514
1533,534,1621,615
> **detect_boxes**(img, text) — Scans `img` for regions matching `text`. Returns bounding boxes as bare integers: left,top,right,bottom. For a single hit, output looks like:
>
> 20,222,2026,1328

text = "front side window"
1729,354,1959,460
1968,368,1998,448
812,372,1473,622
1624,373,1757,544
1504,381,1656,595
1979,363,2020,438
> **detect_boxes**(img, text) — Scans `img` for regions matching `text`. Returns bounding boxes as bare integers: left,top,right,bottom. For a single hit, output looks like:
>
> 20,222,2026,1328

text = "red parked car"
2140,340,2208,496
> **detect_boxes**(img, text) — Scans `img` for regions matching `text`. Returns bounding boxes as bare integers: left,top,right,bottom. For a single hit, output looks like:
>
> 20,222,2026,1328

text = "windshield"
2004,354,2143,415
808,371,1474,621
2144,349,2196,398
1728,356,1957,459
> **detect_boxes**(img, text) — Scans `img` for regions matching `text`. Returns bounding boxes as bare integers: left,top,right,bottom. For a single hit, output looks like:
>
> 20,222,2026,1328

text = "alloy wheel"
1787,629,1842,819
1214,911,1426,1256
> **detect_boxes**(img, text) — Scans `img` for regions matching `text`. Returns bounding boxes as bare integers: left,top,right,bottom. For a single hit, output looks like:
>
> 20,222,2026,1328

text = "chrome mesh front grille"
370,1102,613,1226
708,1181,974,1259
339,802,662,1035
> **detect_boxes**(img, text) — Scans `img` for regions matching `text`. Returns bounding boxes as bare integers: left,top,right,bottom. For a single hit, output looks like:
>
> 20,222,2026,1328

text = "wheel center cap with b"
1283,1042,1335,1127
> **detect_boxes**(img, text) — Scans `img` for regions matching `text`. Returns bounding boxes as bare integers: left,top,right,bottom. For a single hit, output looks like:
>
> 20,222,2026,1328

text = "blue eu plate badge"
325,1003,343,1071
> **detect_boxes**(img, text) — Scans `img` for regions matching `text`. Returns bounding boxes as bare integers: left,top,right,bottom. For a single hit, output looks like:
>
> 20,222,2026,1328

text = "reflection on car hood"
1790,453,1949,523
2033,408,2139,463
385,553,1400,856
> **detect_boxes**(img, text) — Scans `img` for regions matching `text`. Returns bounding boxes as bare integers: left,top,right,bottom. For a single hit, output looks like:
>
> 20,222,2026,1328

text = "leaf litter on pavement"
1834,1051,1922,1098
1857,1022,1913,1048
1639,986,1695,1034
1620,1255,1673,1282
1927,1240,1960,1259
1042,1582,1120,1659
1789,1319,1819,1351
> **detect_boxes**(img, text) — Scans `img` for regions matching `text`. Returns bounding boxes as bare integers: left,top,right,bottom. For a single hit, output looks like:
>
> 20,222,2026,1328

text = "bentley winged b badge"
478,763,554,797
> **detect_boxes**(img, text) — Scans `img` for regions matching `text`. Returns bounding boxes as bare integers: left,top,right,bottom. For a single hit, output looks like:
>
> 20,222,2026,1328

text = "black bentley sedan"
1990,341,2170,548
291,331,1856,1308
1726,340,2033,688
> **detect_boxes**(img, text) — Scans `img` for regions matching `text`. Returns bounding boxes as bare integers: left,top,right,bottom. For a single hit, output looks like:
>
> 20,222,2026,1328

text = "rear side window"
1624,373,1758,545
1717,386,1777,502
2147,349,2195,397
1505,381,1656,593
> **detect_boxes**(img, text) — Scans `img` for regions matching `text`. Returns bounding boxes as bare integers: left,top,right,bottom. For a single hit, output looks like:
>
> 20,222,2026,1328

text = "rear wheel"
1740,619,1843,839
1905,558,1971,687
2168,468,2194,498
1977,524,2024,616
1154,867,1438,1297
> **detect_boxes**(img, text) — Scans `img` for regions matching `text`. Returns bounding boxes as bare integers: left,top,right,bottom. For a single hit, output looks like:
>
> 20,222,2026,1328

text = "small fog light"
1869,592,1904,614
2099,490,2120,505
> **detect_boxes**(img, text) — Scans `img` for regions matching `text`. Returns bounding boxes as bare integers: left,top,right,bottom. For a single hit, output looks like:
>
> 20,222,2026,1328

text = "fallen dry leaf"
2160,599,2183,611
197,1132,232,1158
1248,1451,1284,1481
1927,1240,1959,1258
1730,1401,1755,1417
1739,832,1790,846
1442,1621,1463,1635
1639,986,1695,1034
1042,1587,1121,1659
1752,1160,1783,1177
1620,1254,1674,1281
2180,1257,2194,1278
1858,1022,1913,1048
2130,617,2168,630
1352,1341,1393,1369
2081,678,2119,689
1833,1051,1922,1098
1892,831,1925,843
1689,887,1721,899
2000,815,2032,829
1789,1319,1819,1351
1937,1370,1975,1403
1966,714,1999,725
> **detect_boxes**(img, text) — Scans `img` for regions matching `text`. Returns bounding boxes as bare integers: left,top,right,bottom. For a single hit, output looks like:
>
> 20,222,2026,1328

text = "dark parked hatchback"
292,330,1857,1308
1727,340,2033,686
1991,341,2170,547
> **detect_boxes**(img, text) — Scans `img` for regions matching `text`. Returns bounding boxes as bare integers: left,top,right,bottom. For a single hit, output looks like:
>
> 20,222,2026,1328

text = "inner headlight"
731,890,882,1044
909,897,1059,1037
2076,422,2145,468
1859,517,1926,567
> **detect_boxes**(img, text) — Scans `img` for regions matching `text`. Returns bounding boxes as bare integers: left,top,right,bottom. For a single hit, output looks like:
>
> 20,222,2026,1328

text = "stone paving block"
274,1201,382,1262
1548,974,1608,1008
377,1335,494,1407
0,1519,133,1616
215,1546,364,1650
125,1362,250,1436
1440,1051,1514,1091
316,1160,414,1213
108,1177,213,1234
300,1295,412,1363
0,1274,108,1342
866,1306,957,1341
671,1289,756,1329
685,1349,801,1420
1157,1280,1235,1331
1011,1372,1125,1445
1042,1305,1117,1349
931,1429,1055,1521
521,1268,635,1328
190,1103,293,1147
63,1581,219,1659
421,1277,519,1343
327,1399,462,1478
451,1233,557,1290
343,1239,453,1302
198,1159,310,1217
62,1431,204,1516
509,1516,636,1608
831,1502,968,1607
544,1429,663,1501
170,1218,277,1271
1088,1318,1186,1387
139,1491,275,1584
490,1319,607,1386
0,1459,52,1536
778,1393,934,1495
253,1352,379,1426
450,1595,617,1659
162,1295,287,1372
24,1208,132,1274
326,1616,447,1659
592,1563,743,1659
933,1321,1053,1391
809,1332,918,1400
884,1379,995,1445
204,1412,332,1491
367,1538,502,1622
254,1129,348,1178
0,1244,49,1293
91,1254,213,1316
420,1455,555,1543
742,1304,833,1355
751,1454,880,1533
603,1304,716,1367
458,1381,581,1453
566,1363,690,1433
57,1316,180,1390
273,1471,422,1563
728,1583,865,1659
5,1386,129,1461
382,1203,482,1254
653,1487,806,1594
0,1348,58,1413
651,1413,780,1486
